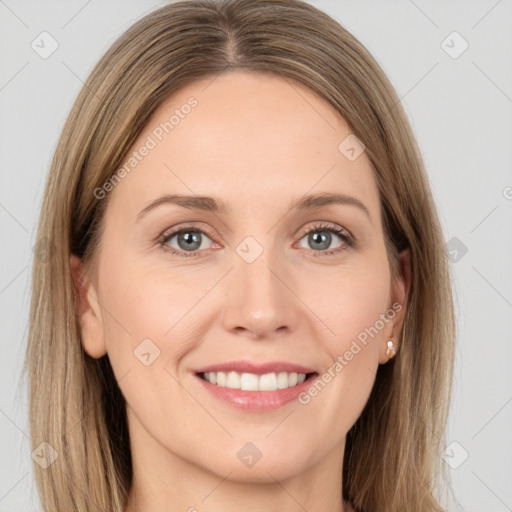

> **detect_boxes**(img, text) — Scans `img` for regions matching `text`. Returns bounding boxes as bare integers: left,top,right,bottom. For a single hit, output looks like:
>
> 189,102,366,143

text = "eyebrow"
136,192,372,223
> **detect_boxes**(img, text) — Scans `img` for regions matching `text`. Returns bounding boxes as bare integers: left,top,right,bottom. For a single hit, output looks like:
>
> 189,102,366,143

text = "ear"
70,254,107,359
379,248,411,364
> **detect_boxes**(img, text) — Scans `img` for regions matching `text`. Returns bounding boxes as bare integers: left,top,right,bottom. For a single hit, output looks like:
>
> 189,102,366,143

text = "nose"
221,247,299,339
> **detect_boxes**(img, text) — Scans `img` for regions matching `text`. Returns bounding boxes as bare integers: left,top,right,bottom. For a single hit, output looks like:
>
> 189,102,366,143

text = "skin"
71,71,410,512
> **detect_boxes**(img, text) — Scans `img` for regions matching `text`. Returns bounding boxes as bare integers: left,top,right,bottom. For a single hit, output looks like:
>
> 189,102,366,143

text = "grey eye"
298,230,344,251
164,230,211,252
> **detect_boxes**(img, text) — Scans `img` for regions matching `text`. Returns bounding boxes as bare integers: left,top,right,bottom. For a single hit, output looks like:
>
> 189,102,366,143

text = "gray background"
1,1,511,511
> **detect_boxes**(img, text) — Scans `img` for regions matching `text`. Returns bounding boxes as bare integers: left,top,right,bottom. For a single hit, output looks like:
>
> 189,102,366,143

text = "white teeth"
226,371,240,389
240,372,259,391
276,372,289,389
259,373,277,391
216,371,226,386
202,370,309,390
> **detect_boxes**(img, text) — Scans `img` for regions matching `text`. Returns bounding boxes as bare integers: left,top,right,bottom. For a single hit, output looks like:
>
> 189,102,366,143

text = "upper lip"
194,360,317,375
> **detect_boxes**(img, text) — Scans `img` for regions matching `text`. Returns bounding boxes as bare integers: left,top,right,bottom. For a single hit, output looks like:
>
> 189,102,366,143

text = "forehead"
106,70,380,221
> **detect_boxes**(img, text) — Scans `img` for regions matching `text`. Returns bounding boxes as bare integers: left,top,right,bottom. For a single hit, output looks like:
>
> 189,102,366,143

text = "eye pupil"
178,231,201,251
309,231,331,250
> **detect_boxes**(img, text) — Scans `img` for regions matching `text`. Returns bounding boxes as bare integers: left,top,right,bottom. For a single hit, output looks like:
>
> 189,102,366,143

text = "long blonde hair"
25,0,456,510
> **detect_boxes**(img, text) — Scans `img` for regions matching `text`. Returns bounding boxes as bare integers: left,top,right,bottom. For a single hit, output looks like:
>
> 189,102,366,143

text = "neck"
124,409,349,512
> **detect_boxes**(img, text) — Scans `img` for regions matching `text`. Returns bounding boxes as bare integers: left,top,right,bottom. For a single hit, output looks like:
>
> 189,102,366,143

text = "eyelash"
158,222,354,259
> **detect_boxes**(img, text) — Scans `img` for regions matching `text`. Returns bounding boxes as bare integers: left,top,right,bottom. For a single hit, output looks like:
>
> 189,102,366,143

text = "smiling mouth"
197,371,318,391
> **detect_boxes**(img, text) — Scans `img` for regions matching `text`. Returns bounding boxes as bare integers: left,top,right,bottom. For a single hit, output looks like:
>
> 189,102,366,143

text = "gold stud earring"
386,340,397,359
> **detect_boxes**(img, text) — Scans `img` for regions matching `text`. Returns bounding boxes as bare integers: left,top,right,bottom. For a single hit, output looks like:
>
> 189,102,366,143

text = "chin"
195,442,317,484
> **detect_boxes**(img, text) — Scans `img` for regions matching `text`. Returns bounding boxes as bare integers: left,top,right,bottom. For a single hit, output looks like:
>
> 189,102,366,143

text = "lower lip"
193,373,318,410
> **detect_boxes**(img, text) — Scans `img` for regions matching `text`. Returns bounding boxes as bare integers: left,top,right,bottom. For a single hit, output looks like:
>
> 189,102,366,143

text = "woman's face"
73,71,408,488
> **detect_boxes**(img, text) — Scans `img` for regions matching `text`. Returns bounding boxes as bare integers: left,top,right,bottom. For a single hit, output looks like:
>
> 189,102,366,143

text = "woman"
25,0,456,511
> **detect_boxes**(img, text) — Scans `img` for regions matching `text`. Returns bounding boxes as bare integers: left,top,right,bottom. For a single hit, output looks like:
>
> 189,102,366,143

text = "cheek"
294,256,391,434
300,254,391,352
98,263,198,363
96,267,199,430
96,249,224,409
